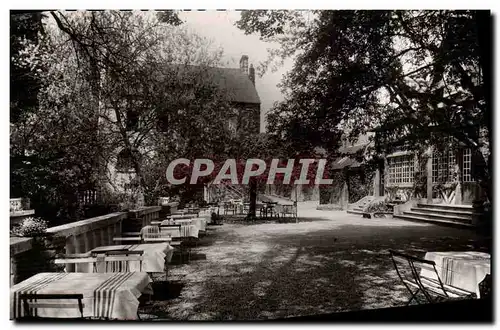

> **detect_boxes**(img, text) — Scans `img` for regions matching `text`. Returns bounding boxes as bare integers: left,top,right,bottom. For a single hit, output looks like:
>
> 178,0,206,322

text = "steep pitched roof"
161,65,260,105
206,67,260,105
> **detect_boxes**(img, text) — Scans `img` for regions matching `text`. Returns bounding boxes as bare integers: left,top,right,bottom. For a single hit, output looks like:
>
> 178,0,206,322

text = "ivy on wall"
347,167,374,203
319,170,346,205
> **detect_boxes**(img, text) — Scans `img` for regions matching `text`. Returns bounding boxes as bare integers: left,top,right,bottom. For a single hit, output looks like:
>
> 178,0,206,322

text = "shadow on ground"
140,214,490,321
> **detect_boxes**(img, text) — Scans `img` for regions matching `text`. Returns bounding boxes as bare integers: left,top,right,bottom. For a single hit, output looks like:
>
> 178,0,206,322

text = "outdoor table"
421,251,491,298
10,272,152,320
190,217,207,231
170,218,206,231
172,219,193,225
160,223,199,238
89,243,174,273
168,214,197,219
262,202,278,217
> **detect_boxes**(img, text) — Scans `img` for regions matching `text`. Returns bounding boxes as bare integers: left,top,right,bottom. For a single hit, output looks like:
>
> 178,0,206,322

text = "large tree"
11,10,238,223
237,10,491,201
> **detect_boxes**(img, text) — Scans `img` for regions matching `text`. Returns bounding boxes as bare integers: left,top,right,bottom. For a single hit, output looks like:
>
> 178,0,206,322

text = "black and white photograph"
8,6,493,323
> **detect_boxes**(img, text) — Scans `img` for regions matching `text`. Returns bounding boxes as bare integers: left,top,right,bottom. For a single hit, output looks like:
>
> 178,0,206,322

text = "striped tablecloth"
159,224,199,238
421,251,491,298
169,218,206,232
10,272,152,320
90,243,174,273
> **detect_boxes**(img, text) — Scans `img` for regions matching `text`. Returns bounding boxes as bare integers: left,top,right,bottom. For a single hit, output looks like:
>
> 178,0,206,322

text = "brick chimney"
239,55,248,74
249,64,255,85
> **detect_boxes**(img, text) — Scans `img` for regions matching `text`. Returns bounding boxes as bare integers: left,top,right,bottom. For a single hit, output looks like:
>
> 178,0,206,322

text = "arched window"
116,149,135,173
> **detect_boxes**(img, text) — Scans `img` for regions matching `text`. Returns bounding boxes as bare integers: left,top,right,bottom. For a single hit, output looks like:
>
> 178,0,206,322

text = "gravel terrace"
139,202,490,321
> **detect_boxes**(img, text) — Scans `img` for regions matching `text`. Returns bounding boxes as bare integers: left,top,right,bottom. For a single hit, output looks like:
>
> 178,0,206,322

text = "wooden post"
426,147,433,204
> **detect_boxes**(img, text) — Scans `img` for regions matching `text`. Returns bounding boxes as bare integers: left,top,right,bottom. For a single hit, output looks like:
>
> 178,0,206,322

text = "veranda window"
462,148,473,182
387,155,415,185
432,149,456,183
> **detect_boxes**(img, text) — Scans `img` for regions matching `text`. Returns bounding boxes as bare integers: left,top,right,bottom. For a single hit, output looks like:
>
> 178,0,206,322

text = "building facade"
103,55,261,206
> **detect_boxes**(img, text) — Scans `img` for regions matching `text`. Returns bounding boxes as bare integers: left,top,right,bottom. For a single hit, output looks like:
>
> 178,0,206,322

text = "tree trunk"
248,178,257,219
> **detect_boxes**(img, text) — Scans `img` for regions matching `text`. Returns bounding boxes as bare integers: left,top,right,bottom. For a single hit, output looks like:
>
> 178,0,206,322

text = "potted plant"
10,217,65,280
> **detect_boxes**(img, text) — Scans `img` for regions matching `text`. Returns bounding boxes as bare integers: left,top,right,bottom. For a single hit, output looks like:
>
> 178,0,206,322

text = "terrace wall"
9,203,178,286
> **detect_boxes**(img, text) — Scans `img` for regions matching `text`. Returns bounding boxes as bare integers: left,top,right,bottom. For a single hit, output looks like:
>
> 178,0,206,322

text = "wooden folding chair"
280,203,298,223
54,256,99,273
160,224,191,263
389,250,476,305
95,254,144,273
141,225,171,243
19,293,85,320
223,201,235,215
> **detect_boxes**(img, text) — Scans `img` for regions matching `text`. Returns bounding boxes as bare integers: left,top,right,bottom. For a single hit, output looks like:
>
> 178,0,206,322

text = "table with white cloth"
421,251,491,298
89,243,174,273
10,272,152,320
171,219,193,225
169,218,206,232
190,217,206,231
159,222,199,238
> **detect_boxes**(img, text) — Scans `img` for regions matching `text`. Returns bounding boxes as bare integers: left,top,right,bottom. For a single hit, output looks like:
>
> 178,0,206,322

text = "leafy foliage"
236,10,491,201
10,10,241,224
11,216,48,237
365,201,392,213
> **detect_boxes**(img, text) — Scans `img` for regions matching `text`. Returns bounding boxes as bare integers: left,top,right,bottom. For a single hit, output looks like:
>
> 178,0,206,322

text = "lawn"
139,205,490,320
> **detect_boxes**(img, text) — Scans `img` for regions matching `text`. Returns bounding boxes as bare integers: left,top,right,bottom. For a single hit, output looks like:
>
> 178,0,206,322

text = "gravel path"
139,203,489,320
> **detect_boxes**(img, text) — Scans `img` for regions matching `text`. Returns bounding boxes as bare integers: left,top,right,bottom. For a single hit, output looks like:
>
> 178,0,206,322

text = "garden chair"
280,203,298,223
389,250,475,305
223,201,236,215
93,253,144,273
19,293,85,320
141,225,172,243
160,224,193,263
54,256,99,273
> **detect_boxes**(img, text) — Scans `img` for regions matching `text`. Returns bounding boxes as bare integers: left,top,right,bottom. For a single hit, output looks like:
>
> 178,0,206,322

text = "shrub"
11,216,48,237
365,201,392,213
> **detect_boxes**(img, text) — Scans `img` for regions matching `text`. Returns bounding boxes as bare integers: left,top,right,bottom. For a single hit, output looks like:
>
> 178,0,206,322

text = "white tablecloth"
422,251,491,298
170,218,206,231
191,218,206,231
89,243,174,273
159,224,199,238
10,272,152,320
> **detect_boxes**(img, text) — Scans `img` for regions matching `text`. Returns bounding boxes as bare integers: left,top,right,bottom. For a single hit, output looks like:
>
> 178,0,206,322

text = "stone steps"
346,197,374,215
394,203,476,229
403,211,472,223
394,214,475,229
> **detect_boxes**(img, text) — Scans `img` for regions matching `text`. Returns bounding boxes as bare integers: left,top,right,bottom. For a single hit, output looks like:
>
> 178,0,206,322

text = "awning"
330,156,361,170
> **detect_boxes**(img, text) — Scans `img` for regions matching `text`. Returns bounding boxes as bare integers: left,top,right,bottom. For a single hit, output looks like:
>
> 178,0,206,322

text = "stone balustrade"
10,237,33,286
10,205,163,285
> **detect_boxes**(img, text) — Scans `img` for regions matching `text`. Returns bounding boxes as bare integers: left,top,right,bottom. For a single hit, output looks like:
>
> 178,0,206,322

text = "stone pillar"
341,181,349,210
311,184,320,201
65,236,76,272
426,147,433,204
383,158,389,198
106,225,113,246
76,234,86,254
10,257,16,286
83,231,91,252
455,150,463,205
373,169,380,197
